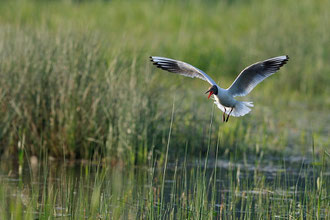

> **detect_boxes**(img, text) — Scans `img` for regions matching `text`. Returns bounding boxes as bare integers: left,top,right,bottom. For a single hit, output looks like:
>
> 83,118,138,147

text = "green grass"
0,149,328,219
0,1,329,218
0,0,329,163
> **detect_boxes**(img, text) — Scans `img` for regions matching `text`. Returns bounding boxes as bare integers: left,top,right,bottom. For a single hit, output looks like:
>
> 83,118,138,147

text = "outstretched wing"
150,56,217,86
227,55,289,97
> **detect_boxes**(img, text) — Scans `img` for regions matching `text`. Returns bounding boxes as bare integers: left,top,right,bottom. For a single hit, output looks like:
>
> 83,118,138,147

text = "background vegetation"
0,0,329,164
0,0,329,219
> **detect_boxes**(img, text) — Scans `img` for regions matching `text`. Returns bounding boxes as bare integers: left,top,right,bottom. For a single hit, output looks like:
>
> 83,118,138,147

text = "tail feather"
232,101,253,117
214,101,253,117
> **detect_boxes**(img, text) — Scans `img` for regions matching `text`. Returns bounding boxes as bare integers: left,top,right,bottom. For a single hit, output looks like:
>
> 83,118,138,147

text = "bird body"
210,86,254,119
216,87,236,107
150,55,289,122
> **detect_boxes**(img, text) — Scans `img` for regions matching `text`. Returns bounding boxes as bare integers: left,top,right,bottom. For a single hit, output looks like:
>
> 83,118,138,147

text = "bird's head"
205,85,218,99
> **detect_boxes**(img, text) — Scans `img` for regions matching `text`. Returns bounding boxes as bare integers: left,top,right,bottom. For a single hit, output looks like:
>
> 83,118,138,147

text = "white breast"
216,88,237,107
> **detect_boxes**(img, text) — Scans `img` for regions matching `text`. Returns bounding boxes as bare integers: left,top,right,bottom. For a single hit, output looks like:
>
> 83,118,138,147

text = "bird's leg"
226,107,234,122
223,107,227,122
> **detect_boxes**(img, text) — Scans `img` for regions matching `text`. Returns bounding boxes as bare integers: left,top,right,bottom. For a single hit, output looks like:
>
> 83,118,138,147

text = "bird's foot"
223,108,227,122
225,108,233,122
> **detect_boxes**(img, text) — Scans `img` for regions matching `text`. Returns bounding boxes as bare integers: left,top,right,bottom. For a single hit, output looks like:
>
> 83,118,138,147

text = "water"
0,155,328,219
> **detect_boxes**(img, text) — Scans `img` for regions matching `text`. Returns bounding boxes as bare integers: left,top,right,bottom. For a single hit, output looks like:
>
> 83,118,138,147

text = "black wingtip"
281,55,289,66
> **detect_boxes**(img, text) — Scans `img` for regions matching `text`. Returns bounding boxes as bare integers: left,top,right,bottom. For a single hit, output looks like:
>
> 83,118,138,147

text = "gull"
150,55,289,122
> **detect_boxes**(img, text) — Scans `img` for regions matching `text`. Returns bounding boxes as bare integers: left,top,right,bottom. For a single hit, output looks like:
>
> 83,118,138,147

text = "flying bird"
150,55,289,122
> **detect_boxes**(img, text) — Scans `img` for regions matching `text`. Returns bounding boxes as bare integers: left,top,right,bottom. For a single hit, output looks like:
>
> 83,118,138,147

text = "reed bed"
0,147,328,219
0,0,328,163
0,1,329,219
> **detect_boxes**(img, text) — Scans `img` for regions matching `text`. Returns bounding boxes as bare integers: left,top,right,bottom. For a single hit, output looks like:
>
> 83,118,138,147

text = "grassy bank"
0,0,329,163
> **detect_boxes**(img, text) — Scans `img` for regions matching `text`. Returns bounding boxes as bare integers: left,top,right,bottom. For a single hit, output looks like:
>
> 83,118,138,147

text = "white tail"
214,101,253,117
232,101,253,117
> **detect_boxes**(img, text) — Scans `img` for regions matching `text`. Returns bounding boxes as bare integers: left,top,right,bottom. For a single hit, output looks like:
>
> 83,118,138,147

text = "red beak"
208,91,214,99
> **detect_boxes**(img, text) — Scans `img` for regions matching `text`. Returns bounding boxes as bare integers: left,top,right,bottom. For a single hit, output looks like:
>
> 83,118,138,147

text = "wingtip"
278,55,289,64
279,55,289,61
149,56,161,67
281,55,289,66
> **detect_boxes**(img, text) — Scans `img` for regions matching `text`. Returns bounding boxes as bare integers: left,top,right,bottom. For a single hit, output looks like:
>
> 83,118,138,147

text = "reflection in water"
0,155,328,219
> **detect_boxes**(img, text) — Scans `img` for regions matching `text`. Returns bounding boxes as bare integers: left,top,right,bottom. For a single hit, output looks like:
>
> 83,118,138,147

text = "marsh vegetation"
0,0,329,218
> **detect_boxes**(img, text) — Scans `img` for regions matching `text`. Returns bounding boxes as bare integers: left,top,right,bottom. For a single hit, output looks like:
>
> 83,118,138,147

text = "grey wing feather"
227,55,289,97
150,56,217,86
